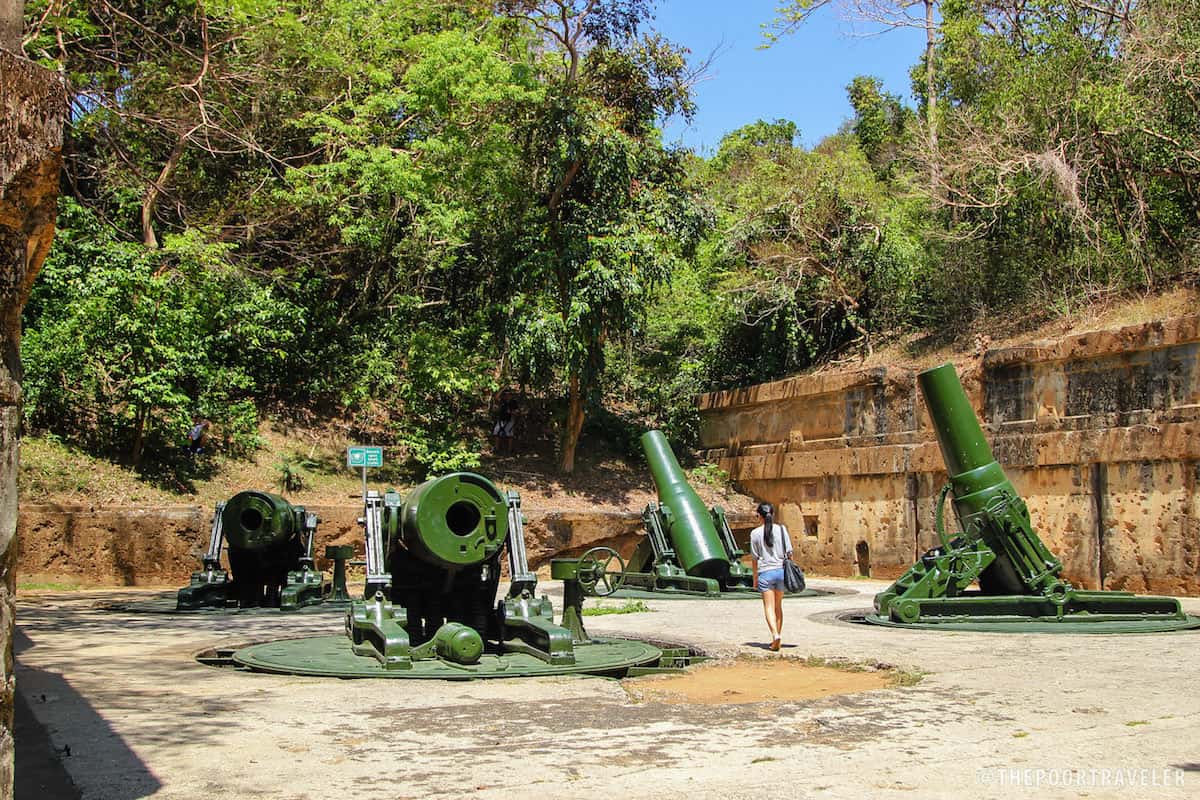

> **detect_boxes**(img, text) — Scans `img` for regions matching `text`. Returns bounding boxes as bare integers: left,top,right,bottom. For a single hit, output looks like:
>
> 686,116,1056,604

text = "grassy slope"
20,423,752,514
20,286,1197,512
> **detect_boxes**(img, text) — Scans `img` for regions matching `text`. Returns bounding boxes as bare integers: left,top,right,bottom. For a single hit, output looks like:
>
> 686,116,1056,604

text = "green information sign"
347,446,384,468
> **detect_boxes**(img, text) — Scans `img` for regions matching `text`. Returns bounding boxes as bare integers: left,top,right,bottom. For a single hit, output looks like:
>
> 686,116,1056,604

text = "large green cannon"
346,472,581,670
176,491,326,611
596,430,755,597
869,363,1200,633
230,473,673,678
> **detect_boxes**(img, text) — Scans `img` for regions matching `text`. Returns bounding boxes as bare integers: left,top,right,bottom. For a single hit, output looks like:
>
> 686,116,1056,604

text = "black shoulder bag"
783,558,806,593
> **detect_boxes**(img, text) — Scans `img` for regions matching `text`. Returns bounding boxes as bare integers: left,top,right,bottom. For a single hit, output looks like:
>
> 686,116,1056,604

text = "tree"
497,0,703,473
699,122,931,382
765,0,945,192
929,0,1200,294
846,75,912,178
1,1,65,793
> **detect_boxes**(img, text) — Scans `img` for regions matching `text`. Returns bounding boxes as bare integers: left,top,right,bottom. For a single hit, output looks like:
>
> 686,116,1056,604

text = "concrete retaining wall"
697,316,1200,595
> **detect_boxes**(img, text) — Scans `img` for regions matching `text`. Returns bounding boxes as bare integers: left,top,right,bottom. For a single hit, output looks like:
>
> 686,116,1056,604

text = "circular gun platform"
230,635,663,679
605,586,833,601
95,594,347,615
860,613,1200,634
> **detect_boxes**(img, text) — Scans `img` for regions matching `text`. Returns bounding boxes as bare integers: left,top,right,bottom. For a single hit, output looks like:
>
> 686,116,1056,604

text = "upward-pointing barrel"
918,363,995,477
917,363,1017,507
640,430,727,579
918,362,1026,593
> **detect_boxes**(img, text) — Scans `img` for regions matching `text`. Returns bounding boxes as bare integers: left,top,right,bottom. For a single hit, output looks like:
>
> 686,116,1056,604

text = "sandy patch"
624,659,894,705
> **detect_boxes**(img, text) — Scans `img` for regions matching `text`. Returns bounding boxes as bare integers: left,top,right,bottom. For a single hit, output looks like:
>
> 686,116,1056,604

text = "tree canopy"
20,0,1200,477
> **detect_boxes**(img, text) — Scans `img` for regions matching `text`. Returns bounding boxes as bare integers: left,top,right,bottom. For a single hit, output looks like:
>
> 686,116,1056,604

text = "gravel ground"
14,578,1200,800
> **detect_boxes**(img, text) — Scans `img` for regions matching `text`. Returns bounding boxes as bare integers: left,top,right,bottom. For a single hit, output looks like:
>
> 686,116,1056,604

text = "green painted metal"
588,431,756,598
324,544,354,603
233,635,663,679
346,473,580,671
177,491,326,611
222,491,297,552
642,430,728,578
575,546,627,597
604,586,830,601
868,363,1200,633
864,614,1200,634
401,473,509,568
347,446,384,468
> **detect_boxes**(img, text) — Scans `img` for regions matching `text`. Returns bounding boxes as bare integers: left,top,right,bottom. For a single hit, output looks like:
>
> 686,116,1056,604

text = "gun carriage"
230,471,678,678
868,364,1200,633
584,431,814,599
177,490,326,611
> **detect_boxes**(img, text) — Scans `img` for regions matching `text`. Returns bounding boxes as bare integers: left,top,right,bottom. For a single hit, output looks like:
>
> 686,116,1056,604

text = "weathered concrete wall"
16,505,761,586
697,316,1200,595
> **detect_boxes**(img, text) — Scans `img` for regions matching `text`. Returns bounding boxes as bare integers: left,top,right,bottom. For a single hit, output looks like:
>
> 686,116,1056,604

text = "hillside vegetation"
19,1,1200,488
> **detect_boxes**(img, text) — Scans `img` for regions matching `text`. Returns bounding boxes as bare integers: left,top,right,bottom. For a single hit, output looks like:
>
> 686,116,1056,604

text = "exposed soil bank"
15,505,759,587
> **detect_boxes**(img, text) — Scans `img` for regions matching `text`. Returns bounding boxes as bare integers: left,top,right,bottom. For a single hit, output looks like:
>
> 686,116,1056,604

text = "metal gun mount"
593,430,756,598
867,363,1200,633
176,491,326,611
226,475,698,679
346,473,576,671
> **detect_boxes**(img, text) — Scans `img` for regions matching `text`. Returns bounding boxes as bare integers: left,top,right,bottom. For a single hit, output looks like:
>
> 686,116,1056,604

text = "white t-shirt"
750,524,793,571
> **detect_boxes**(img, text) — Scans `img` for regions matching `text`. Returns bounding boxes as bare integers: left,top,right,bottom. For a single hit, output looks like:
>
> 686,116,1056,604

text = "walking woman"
750,502,793,651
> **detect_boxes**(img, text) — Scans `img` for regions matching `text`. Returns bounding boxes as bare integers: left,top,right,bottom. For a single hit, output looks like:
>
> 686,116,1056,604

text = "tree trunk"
0,38,67,800
130,403,147,467
0,1,21,52
559,372,585,474
141,135,187,249
924,0,940,196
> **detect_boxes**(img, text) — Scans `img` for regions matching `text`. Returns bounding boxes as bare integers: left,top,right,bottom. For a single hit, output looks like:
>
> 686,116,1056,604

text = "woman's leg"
761,589,781,643
774,591,784,639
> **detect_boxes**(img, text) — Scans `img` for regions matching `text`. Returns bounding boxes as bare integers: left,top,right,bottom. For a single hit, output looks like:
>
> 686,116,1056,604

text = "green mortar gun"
610,430,753,596
176,490,326,610
346,472,577,670
870,363,1199,632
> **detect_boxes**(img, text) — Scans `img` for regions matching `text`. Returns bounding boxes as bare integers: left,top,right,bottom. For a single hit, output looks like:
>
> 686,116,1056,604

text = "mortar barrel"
399,472,509,569
221,490,298,551
918,363,1020,500
640,430,727,579
917,363,997,477
918,363,1027,593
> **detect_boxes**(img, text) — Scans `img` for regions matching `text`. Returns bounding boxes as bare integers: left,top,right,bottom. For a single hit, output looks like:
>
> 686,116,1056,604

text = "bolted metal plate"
863,613,1200,634
231,635,663,679
604,586,832,601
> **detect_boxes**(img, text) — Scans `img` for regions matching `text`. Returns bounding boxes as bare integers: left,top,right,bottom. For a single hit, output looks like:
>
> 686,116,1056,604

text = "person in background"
490,389,519,455
749,501,793,651
186,415,211,455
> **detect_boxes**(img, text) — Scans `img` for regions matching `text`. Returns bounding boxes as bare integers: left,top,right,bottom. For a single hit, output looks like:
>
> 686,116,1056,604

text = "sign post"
347,446,384,501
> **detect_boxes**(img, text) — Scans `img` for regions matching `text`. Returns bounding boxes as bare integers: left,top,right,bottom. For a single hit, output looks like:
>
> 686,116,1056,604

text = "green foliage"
688,463,730,489
274,454,316,494
693,126,934,387
20,0,1200,477
23,200,286,463
846,76,912,179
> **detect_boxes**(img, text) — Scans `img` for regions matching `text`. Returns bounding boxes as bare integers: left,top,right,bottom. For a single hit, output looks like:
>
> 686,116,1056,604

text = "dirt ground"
13,577,1200,800
625,659,895,705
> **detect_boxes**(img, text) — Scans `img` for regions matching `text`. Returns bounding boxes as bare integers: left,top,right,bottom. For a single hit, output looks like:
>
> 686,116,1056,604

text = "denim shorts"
757,567,786,593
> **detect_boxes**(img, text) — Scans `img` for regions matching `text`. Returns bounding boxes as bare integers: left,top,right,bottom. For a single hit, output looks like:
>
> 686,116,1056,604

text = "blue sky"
652,0,927,153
